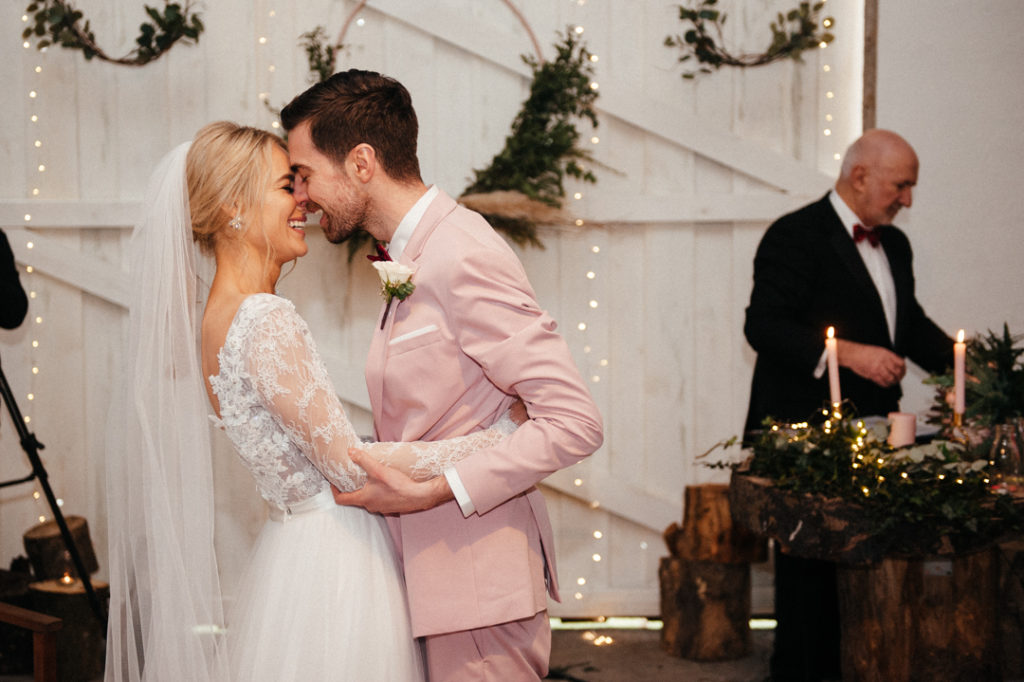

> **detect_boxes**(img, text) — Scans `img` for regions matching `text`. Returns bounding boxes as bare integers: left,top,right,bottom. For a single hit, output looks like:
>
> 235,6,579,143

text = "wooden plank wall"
0,0,862,617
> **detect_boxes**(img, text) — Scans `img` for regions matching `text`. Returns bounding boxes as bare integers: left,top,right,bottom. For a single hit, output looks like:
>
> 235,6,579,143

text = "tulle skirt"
226,491,424,681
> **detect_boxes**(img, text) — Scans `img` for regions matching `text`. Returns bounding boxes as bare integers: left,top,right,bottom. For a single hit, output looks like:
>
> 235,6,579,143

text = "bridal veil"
104,142,229,681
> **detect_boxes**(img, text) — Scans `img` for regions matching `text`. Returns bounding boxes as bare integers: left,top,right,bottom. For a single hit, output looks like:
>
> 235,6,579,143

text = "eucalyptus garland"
712,326,1024,557
707,404,1024,558
460,27,599,248
21,0,203,66
665,0,834,79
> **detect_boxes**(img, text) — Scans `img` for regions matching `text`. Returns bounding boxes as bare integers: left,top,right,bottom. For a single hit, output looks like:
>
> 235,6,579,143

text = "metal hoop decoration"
336,0,544,64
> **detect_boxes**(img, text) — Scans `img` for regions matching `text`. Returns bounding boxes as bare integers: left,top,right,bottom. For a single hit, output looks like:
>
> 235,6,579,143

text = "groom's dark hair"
281,69,422,183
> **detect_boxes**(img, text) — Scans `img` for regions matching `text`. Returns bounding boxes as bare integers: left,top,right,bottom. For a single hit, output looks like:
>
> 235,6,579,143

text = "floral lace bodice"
209,294,513,511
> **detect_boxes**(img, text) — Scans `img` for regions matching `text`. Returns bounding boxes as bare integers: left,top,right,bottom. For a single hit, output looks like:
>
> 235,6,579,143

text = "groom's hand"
332,447,455,514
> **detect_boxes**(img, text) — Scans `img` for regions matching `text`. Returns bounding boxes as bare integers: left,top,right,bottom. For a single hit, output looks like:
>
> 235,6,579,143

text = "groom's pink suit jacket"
365,190,603,638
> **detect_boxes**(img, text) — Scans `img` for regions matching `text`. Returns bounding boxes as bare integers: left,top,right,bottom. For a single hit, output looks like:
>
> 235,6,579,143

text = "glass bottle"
990,423,1023,491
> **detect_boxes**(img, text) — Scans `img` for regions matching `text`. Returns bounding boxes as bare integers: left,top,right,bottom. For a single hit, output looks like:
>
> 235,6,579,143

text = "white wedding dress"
208,293,512,681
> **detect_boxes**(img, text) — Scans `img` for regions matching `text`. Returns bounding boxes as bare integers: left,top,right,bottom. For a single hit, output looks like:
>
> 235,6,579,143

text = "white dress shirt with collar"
813,190,899,378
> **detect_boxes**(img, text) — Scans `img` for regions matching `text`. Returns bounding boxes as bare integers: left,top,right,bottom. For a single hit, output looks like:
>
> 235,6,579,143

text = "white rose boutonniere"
372,260,416,329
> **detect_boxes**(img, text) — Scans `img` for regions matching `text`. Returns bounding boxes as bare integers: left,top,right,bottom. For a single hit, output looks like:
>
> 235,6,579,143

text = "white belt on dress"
267,489,336,522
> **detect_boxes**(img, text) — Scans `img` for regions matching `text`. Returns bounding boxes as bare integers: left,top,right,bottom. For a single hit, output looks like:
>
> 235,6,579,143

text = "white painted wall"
876,0,1024,415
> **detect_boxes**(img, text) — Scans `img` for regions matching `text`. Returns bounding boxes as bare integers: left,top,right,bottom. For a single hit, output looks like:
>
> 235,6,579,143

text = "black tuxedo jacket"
743,194,953,434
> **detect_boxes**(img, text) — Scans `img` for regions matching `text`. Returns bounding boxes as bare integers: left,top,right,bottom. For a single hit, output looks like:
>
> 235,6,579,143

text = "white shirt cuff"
813,347,828,379
444,467,476,517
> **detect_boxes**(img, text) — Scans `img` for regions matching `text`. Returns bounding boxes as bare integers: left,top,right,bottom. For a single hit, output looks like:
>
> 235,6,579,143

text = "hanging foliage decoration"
261,27,341,125
21,0,203,66
298,26,342,85
664,0,834,79
293,25,601,259
458,27,599,249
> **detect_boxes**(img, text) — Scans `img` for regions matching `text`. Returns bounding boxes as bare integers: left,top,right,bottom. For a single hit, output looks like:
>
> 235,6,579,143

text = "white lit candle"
954,329,965,415
826,326,841,405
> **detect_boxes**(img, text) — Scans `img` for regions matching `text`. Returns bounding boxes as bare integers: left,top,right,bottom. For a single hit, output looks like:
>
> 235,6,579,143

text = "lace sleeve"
245,302,516,491
363,412,517,481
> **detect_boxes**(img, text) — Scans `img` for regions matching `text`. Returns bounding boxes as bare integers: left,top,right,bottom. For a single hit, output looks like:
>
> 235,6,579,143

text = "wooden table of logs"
729,470,1023,682
659,483,766,661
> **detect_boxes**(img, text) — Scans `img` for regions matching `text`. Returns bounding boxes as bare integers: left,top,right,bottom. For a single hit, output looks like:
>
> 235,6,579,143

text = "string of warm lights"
563,1,620,622
257,3,283,131
818,4,842,170
19,14,62,525
769,406,991,494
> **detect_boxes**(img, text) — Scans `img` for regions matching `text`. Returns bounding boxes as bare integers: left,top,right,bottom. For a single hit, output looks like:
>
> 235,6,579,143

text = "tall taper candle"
954,329,965,416
826,326,841,405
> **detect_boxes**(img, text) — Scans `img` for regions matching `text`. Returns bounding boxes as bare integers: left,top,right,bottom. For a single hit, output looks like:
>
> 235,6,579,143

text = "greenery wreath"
21,0,203,66
665,0,834,79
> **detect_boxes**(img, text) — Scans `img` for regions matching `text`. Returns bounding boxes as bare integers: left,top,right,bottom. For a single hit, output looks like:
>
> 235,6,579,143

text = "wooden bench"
0,601,62,682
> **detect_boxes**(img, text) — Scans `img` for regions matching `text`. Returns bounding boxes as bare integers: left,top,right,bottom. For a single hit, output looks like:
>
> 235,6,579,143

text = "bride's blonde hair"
186,121,286,255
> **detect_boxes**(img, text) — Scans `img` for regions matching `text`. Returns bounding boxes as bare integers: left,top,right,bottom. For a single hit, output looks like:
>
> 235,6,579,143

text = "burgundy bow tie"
366,242,392,262
853,224,880,247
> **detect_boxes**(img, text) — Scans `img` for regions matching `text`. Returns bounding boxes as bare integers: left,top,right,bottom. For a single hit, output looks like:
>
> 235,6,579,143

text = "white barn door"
0,0,863,619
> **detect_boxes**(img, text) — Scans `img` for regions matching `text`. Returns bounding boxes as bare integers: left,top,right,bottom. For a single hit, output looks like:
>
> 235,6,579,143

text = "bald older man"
743,129,953,680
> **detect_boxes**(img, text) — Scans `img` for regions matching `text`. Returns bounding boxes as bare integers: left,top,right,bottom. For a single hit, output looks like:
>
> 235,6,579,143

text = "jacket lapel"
821,198,891,342
365,190,459,419
399,189,458,265
879,227,910,348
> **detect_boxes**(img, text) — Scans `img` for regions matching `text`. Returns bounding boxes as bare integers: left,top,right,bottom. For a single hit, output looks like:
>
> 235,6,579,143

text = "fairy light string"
562,0,620,614
256,2,281,131
19,13,58,523
818,4,842,170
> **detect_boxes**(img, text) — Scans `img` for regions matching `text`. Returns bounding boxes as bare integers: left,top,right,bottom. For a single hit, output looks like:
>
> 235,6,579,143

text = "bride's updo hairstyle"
186,121,286,254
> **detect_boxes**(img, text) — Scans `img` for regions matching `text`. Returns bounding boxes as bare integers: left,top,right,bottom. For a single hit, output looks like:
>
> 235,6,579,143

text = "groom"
281,70,603,680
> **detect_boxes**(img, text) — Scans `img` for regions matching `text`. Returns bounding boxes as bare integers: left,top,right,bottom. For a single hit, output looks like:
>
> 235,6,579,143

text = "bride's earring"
229,212,244,231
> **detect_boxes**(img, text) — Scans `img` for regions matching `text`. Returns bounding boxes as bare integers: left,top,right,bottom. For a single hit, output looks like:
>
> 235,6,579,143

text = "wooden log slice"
23,516,99,581
666,484,767,563
998,540,1024,680
837,548,1000,682
659,556,751,661
728,471,885,564
29,578,109,682
728,471,1020,564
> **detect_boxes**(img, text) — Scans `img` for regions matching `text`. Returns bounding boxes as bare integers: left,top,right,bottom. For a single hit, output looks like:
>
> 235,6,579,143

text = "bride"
104,122,520,681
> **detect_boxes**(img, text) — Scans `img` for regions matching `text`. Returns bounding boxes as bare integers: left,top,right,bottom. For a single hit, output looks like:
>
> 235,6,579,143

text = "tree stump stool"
29,578,108,682
23,517,99,581
659,483,767,661
838,548,1001,682
997,540,1024,681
